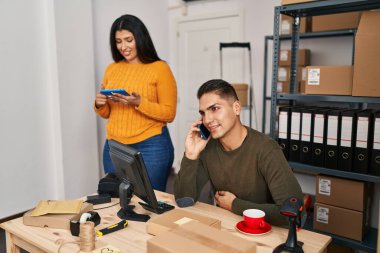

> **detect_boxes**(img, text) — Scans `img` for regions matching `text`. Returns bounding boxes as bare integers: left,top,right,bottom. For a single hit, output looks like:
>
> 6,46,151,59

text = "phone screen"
198,124,210,140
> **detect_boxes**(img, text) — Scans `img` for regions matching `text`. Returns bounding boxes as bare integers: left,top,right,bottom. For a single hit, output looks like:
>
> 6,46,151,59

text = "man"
174,79,303,226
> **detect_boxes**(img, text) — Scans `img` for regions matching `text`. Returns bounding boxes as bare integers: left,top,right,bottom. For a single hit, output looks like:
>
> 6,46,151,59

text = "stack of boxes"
278,48,310,93
313,175,371,241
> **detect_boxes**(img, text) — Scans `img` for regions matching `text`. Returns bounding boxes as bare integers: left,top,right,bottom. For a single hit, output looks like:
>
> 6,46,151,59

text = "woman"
94,14,177,192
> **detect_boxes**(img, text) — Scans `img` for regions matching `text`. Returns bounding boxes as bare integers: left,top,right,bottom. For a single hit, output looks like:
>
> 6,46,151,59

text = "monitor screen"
108,139,174,215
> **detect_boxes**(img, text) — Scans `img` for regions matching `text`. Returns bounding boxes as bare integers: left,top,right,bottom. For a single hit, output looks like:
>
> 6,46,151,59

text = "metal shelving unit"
269,1,380,252
262,29,356,133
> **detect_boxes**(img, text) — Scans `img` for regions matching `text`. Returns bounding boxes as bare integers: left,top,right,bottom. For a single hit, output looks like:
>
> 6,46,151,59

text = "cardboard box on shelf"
305,66,353,95
281,15,311,34
232,83,249,107
147,221,257,253
23,202,93,229
314,203,366,241
278,67,305,82
282,0,317,5
277,81,305,93
279,49,310,66
353,11,380,97
316,175,369,212
146,208,221,236
312,12,361,32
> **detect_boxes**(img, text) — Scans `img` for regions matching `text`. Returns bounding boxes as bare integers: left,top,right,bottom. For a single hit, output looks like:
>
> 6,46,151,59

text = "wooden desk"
1,192,331,253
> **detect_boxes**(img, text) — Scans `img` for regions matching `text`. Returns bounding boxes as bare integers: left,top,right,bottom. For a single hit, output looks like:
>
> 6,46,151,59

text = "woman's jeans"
103,126,174,192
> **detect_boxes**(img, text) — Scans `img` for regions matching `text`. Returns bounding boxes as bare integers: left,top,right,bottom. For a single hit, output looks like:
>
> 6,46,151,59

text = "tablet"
100,89,130,96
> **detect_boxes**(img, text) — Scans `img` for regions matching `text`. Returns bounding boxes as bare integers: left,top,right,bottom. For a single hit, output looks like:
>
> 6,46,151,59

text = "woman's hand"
111,92,141,107
95,93,107,108
184,119,210,160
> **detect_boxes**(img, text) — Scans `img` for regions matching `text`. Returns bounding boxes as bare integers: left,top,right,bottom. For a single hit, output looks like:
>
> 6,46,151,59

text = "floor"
0,170,213,253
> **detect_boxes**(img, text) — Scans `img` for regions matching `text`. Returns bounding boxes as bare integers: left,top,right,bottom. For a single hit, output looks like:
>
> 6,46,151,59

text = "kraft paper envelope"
31,200,83,216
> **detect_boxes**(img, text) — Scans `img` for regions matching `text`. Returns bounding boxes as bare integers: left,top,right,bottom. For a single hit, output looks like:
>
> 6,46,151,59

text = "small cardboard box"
305,66,353,95
146,208,221,236
353,11,380,97
278,67,306,82
316,175,368,212
147,221,257,253
277,81,305,94
281,15,311,34
314,203,366,241
282,0,317,5
279,49,310,66
232,83,248,107
23,202,93,229
312,12,361,32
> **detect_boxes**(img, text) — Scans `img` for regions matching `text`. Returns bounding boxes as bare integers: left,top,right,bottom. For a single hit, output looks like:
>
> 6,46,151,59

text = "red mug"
243,209,266,229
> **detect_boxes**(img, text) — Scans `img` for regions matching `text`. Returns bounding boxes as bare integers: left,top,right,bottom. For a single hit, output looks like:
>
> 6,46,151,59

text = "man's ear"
233,100,241,116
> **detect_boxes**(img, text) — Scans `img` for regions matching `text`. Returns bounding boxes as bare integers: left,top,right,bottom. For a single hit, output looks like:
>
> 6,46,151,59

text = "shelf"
303,212,378,253
280,0,380,17
289,162,380,183
276,93,380,103
266,29,355,40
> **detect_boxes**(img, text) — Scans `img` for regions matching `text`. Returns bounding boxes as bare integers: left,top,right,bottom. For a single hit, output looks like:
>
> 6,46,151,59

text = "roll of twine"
79,221,96,252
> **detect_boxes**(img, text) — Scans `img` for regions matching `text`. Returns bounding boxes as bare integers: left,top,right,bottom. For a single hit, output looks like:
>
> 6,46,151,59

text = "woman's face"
115,29,141,64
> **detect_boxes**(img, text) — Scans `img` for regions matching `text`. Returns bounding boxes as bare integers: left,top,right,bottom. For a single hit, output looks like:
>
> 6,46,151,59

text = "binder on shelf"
289,107,304,162
278,106,291,159
370,111,380,176
338,109,359,172
312,108,330,167
300,107,315,164
353,109,373,174
324,109,341,170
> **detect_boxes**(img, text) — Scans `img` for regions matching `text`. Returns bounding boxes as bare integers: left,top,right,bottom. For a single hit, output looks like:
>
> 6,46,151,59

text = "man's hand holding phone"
184,120,210,160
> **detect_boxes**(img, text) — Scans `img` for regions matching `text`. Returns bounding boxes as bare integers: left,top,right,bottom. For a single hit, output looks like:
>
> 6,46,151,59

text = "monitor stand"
117,179,150,222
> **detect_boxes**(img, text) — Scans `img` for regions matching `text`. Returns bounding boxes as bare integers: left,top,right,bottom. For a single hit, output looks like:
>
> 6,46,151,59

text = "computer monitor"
108,139,174,221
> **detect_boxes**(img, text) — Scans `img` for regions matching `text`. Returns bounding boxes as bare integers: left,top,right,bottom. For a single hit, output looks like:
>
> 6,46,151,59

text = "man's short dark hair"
197,79,239,102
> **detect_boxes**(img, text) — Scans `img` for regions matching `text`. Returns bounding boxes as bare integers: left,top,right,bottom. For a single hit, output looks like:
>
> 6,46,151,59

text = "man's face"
199,92,240,139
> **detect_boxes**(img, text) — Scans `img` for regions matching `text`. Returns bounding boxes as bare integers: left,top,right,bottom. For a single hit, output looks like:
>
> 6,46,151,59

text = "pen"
96,220,128,236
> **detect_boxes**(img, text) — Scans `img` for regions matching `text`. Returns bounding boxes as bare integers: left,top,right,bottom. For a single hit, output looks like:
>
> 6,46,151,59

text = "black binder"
338,109,359,171
312,108,330,167
278,106,291,159
300,107,315,165
353,109,373,174
370,111,380,176
324,109,341,170
289,107,304,162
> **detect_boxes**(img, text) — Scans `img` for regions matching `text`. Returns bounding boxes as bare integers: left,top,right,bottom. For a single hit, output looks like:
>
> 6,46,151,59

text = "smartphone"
197,123,210,140
100,89,130,97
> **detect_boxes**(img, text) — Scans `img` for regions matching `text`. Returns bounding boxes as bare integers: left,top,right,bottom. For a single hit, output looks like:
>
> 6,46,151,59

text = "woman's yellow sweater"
94,60,177,144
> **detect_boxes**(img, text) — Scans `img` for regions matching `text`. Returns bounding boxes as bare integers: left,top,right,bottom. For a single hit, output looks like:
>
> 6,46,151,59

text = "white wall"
0,0,99,219
92,0,170,175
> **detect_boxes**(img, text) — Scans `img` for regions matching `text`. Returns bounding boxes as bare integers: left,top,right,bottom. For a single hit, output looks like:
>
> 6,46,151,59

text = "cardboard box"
23,202,93,229
314,203,366,241
316,175,368,212
277,81,305,93
282,0,317,5
147,221,257,253
279,49,310,66
312,12,361,32
146,208,221,236
278,67,306,82
232,83,248,107
277,82,290,93
353,11,380,97
305,66,353,95
281,15,311,34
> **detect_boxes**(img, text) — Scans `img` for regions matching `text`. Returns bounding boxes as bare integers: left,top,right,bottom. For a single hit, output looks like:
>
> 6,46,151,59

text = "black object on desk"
273,197,304,253
96,220,128,236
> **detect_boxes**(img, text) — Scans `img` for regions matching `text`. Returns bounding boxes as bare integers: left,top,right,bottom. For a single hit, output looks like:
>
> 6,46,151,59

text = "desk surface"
1,192,331,253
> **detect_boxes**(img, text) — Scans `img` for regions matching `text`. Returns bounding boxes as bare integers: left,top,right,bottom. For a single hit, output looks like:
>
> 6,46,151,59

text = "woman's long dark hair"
110,14,161,63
